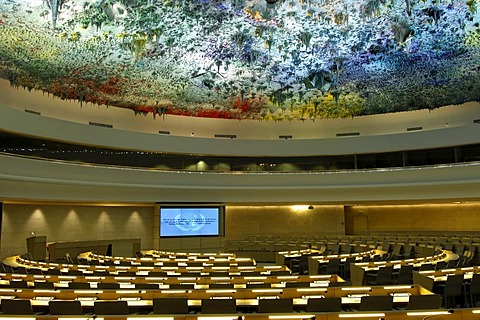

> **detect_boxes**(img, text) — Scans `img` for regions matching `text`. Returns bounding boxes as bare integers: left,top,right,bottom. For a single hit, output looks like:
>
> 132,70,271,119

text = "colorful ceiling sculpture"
0,0,479,121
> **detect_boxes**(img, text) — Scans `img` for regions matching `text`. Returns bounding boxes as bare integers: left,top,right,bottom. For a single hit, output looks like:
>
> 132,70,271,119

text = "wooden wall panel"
1,204,154,260
345,203,480,234
225,205,345,239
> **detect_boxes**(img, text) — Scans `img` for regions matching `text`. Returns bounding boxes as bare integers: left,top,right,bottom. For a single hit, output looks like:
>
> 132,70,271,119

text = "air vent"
159,130,170,135
25,109,41,115
407,126,423,131
336,132,360,137
214,134,237,139
89,122,113,128
279,135,293,139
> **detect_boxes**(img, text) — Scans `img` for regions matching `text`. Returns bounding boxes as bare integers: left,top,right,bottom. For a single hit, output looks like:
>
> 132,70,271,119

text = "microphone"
422,309,454,320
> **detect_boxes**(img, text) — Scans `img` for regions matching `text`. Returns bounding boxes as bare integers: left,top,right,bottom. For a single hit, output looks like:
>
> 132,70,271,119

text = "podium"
26,236,47,261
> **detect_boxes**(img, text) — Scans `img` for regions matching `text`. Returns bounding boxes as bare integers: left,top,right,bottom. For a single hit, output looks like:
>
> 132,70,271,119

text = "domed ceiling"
0,0,479,121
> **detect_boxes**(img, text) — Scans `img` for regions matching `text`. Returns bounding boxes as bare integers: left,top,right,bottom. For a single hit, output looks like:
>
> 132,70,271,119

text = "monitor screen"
159,207,221,237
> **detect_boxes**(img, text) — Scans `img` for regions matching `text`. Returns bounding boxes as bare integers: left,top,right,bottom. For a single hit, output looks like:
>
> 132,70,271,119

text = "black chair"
47,268,62,275
201,298,236,314
135,283,159,289
94,301,129,315
306,297,342,312
209,283,234,289
358,295,393,311
97,282,120,289
395,265,414,284
406,295,442,310
468,273,480,307
319,259,341,275
367,265,394,285
1,299,34,314
68,282,91,289
153,297,189,314
258,298,293,313
34,281,55,289
441,274,465,308
169,283,195,290
27,268,43,275
419,263,435,271
298,254,312,275
246,283,271,289
9,280,28,289
270,270,291,276
148,271,168,277
49,300,83,315
341,257,356,280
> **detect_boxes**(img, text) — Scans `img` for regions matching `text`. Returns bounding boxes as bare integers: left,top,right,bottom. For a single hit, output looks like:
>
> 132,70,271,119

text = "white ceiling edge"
1,79,480,140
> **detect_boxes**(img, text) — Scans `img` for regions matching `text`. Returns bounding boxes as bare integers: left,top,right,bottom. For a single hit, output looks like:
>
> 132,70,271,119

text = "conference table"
0,284,431,310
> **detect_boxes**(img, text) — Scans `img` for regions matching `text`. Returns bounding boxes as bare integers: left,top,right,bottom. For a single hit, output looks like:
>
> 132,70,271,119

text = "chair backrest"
445,274,464,286
153,298,189,314
97,282,120,289
27,268,43,275
258,298,293,313
148,271,168,277
359,295,393,311
470,274,480,295
201,298,237,314
94,301,129,315
34,281,54,289
169,283,195,290
9,280,28,289
326,259,341,274
396,265,414,284
209,283,234,289
306,298,342,312
246,283,271,289
47,268,62,275
407,295,442,310
375,266,394,285
135,283,159,289
68,282,91,289
1,299,33,314
270,270,292,276
444,277,464,297
49,300,83,315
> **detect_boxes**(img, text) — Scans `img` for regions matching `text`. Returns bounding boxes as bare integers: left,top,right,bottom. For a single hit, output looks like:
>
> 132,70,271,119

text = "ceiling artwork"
0,0,479,121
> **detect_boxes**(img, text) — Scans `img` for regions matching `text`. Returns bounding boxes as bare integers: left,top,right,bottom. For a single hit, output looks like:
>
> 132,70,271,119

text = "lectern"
26,236,46,261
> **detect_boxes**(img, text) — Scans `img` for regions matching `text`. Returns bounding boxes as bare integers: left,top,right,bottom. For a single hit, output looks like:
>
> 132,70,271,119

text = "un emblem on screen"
174,212,207,231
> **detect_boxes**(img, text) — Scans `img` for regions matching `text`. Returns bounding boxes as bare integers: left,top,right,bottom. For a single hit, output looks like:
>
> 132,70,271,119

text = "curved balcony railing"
1,131,480,173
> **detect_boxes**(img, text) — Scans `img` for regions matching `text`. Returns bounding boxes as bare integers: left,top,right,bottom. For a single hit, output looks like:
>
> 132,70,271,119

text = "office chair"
359,295,394,311
201,298,237,314
34,281,55,289
9,280,28,289
153,297,189,314
1,299,34,314
406,294,442,310
49,300,83,315
68,282,91,289
209,283,234,289
97,282,121,289
94,301,129,315
306,297,342,312
258,298,293,313
135,283,159,289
